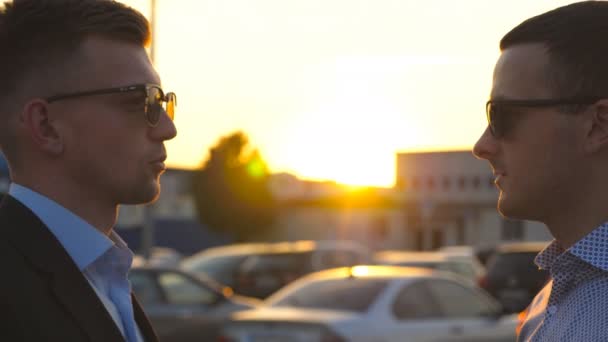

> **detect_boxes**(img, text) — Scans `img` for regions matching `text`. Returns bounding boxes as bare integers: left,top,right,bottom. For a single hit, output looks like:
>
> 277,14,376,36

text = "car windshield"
267,278,389,313
239,252,313,274
182,254,249,286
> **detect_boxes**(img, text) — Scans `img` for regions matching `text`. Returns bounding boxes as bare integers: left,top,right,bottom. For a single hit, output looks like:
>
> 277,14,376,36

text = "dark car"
232,241,370,299
180,243,271,289
129,266,260,342
479,241,550,314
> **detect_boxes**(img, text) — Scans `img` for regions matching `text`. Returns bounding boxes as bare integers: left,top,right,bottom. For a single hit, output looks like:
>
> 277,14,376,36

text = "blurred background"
0,1,579,341
111,0,576,187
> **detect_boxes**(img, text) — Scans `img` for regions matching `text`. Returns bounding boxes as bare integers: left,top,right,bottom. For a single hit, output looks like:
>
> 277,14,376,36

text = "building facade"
267,151,551,251
393,150,550,249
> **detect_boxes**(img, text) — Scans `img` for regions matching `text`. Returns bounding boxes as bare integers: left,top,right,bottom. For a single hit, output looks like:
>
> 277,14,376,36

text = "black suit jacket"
0,195,159,342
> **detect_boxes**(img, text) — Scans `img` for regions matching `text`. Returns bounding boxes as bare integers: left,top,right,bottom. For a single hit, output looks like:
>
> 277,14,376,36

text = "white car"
373,250,486,285
220,265,517,342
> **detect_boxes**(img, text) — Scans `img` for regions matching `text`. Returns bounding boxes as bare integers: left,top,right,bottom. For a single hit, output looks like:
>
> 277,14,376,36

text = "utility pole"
149,0,157,64
141,0,157,262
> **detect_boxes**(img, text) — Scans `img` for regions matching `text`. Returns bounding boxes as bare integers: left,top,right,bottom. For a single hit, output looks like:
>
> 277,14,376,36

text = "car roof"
186,243,273,258
374,251,454,264
185,240,367,260
496,241,550,253
438,245,474,254
131,265,226,290
302,265,436,282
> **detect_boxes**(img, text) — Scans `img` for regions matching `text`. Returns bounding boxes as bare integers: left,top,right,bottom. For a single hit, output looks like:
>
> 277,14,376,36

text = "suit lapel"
51,268,126,342
132,294,159,342
0,195,125,342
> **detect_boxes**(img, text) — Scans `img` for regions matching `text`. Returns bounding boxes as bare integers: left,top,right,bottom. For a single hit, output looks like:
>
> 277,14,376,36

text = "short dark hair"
0,0,150,160
500,1,608,98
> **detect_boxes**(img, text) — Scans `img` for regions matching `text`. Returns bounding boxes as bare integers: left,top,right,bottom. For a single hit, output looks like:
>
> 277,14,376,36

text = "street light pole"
149,0,156,64
141,0,157,262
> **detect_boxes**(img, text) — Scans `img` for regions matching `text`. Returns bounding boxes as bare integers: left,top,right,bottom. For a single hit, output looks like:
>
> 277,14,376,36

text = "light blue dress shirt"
9,183,144,342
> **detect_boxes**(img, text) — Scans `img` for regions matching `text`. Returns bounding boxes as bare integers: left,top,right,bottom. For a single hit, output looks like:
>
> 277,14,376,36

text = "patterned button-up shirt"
518,223,608,341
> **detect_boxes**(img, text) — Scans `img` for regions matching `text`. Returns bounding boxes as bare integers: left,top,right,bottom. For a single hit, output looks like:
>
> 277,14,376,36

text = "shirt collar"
90,232,134,279
8,183,114,271
536,222,608,272
569,222,608,271
535,240,564,270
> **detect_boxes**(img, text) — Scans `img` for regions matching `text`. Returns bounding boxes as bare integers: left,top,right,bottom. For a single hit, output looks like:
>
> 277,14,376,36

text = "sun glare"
120,0,539,188
350,265,371,277
277,116,402,187
273,65,423,188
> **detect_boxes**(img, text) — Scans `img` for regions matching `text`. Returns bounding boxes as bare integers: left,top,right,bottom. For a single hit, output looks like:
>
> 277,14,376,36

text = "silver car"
129,266,261,342
182,240,371,298
220,265,517,342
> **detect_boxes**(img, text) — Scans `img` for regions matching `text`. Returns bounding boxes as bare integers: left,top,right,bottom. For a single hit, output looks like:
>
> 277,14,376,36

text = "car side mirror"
210,285,236,306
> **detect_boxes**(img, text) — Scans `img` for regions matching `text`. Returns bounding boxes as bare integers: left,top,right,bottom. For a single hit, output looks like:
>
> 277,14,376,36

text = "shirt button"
548,305,557,315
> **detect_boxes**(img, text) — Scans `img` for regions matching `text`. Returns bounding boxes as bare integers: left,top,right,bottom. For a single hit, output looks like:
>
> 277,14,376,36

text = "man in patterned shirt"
473,1,608,341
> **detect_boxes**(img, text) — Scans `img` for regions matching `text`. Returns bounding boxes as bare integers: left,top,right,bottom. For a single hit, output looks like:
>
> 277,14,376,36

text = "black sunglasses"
45,83,176,127
485,97,602,138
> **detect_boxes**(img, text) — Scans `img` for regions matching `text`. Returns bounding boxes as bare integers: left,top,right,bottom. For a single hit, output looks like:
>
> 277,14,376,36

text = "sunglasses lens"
144,87,176,126
146,88,163,126
166,92,176,121
487,102,502,138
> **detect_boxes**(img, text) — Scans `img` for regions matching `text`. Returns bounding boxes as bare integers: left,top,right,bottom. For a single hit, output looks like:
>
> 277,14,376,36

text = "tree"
192,131,276,241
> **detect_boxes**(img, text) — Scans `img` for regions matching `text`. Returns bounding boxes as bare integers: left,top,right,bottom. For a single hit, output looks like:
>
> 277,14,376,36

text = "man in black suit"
0,0,177,341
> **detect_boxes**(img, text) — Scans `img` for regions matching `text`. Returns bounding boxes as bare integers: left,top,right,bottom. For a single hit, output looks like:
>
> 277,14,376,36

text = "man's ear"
20,99,64,155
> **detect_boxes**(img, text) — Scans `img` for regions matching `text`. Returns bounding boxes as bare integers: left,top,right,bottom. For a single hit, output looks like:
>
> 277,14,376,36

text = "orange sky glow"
121,0,579,187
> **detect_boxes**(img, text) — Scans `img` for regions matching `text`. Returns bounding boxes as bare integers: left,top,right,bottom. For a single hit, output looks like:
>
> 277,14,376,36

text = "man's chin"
497,193,515,218
497,205,510,218
141,187,161,204
497,197,528,220
121,183,161,205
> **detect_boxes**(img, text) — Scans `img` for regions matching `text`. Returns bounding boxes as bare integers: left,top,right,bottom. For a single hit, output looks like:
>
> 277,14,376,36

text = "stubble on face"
121,171,164,205
489,44,583,222
58,37,166,207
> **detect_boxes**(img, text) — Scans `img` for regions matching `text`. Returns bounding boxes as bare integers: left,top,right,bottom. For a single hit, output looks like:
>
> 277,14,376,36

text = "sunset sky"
121,0,578,187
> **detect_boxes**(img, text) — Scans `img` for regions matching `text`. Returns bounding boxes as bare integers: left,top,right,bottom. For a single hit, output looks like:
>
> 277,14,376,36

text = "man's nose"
473,126,498,160
151,110,177,141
